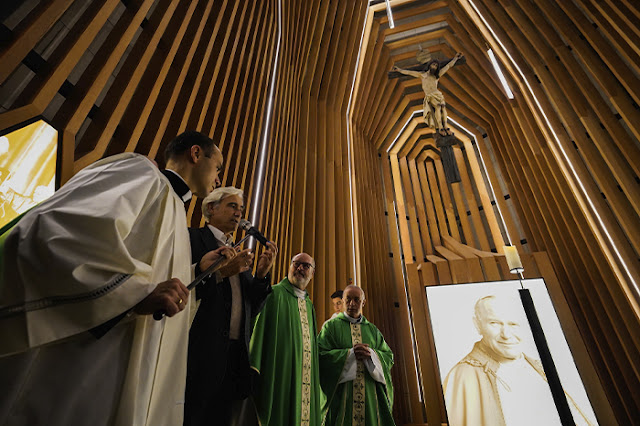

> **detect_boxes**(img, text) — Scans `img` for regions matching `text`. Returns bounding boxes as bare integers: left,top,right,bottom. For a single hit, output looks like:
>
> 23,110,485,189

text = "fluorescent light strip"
385,0,395,29
448,117,513,245
487,48,514,99
249,0,282,236
467,0,639,296
345,2,373,286
386,110,423,153
347,5,425,401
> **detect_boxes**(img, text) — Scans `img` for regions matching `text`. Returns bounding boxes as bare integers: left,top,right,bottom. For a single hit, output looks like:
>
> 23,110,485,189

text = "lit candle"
503,245,524,274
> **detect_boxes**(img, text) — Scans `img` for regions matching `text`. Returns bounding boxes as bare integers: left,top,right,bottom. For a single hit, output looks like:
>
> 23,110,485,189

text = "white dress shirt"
207,224,243,340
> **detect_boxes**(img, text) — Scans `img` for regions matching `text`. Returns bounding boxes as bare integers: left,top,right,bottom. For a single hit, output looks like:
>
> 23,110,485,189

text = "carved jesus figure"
392,52,463,136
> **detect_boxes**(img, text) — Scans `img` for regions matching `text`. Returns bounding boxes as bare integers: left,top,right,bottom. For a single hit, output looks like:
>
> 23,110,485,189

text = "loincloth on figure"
422,90,445,129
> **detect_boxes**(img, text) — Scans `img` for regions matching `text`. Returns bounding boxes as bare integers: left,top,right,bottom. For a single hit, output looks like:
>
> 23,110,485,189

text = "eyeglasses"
292,261,314,270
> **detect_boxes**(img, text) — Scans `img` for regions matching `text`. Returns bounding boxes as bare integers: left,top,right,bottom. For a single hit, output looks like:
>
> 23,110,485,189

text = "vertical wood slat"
3,0,640,423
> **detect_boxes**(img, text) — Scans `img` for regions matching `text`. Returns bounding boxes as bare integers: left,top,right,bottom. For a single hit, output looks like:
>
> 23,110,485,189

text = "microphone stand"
153,233,252,320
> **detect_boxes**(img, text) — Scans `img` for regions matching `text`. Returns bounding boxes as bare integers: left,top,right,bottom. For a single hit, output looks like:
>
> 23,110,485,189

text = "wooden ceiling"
345,1,640,424
1,0,639,424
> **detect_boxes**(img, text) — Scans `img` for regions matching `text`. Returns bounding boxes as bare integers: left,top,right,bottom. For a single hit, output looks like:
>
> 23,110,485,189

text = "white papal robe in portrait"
0,153,196,426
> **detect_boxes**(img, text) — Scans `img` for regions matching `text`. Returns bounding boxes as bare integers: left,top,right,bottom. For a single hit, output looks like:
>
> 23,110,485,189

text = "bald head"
343,285,365,299
288,252,315,290
343,285,366,318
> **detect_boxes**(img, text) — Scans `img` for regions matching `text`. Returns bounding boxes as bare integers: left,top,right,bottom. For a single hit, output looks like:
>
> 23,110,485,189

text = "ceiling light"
385,0,395,29
487,48,514,99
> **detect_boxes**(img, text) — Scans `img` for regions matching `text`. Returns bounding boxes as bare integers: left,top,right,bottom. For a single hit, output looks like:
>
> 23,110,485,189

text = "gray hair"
201,187,244,221
474,295,496,319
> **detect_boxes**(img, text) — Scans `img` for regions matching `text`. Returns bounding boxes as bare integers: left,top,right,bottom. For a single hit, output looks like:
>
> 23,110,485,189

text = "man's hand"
255,241,278,279
353,343,372,361
133,278,189,317
391,65,400,71
218,248,254,278
199,245,237,272
455,52,464,60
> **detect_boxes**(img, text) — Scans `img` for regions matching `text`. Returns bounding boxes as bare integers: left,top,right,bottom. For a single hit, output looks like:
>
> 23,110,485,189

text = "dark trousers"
184,340,254,426
184,340,253,426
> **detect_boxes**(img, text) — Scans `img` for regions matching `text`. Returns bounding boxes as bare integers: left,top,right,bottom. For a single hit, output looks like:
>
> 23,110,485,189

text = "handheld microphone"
239,219,270,245
153,221,270,320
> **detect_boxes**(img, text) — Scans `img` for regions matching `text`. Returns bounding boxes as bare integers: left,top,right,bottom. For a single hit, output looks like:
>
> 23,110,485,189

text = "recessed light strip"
249,0,282,234
348,2,423,400
448,117,513,245
386,110,423,153
466,0,639,299
346,3,374,286
385,0,395,29
487,48,514,99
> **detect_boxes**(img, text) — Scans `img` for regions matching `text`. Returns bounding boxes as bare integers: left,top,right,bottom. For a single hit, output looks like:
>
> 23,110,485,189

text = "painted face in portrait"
474,295,524,362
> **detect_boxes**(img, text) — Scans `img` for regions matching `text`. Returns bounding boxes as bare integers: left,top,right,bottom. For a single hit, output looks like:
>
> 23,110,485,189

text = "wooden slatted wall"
346,1,640,424
0,0,278,226
2,0,640,424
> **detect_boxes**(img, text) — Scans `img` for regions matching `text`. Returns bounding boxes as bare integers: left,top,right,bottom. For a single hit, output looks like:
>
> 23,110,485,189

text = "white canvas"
425,279,597,426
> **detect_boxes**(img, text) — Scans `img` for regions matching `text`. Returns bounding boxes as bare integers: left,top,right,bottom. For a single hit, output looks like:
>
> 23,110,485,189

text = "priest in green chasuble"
248,253,322,425
318,285,395,426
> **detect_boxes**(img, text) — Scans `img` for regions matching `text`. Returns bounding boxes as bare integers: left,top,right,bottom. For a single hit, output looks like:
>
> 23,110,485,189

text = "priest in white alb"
0,131,233,426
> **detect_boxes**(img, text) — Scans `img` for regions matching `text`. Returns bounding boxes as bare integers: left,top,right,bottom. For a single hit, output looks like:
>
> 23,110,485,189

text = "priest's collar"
292,285,307,299
162,169,192,202
343,313,363,324
282,278,308,299
207,224,231,245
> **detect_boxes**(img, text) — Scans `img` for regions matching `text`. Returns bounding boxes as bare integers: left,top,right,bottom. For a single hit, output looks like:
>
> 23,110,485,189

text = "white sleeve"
338,348,358,384
364,350,386,384
0,154,180,355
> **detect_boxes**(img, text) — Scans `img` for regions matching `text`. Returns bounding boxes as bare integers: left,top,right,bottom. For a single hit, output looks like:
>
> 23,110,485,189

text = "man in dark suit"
184,187,277,426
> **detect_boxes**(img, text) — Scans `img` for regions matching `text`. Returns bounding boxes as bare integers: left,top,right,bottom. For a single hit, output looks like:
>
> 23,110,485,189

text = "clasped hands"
353,343,372,361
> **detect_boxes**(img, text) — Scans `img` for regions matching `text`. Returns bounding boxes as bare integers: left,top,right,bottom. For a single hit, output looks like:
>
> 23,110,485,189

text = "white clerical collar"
344,313,363,324
164,169,193,202
207,224,230,245
292,285,307,299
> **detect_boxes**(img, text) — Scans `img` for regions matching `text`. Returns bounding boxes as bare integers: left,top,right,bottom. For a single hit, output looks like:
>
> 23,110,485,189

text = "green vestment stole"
318,314,395,426
249,278,322,425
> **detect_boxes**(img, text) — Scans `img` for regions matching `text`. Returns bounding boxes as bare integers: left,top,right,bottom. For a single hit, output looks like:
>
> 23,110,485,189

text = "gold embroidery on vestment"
350,322,365,426
298,297,312,426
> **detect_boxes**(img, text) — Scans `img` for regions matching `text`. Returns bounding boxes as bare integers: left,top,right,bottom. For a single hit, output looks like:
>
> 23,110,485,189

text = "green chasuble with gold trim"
318,314,395,426
249,278,322,425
